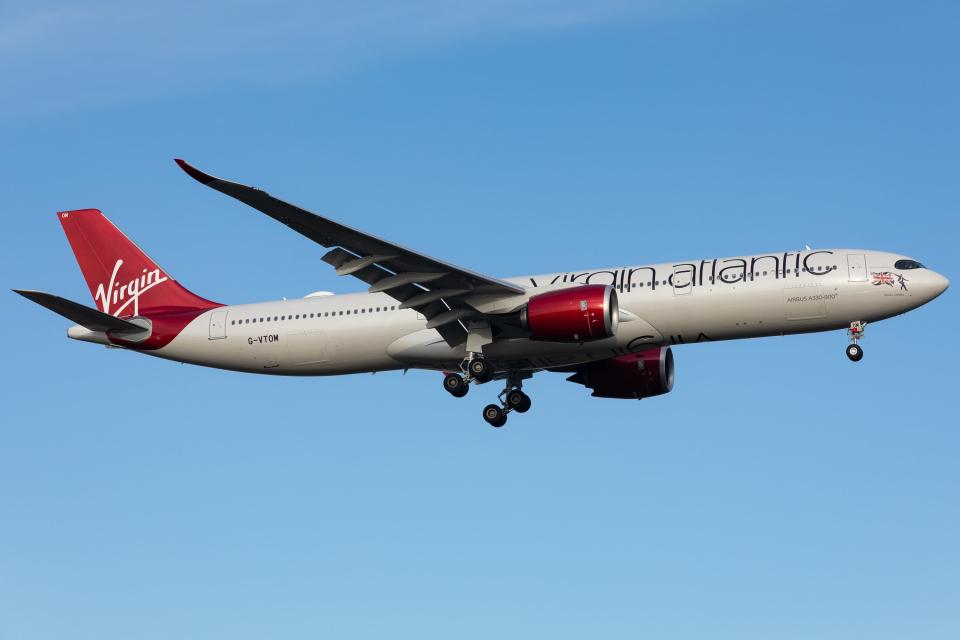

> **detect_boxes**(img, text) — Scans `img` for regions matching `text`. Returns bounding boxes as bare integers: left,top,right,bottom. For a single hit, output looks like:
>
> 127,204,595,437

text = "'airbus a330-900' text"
16,160,949,426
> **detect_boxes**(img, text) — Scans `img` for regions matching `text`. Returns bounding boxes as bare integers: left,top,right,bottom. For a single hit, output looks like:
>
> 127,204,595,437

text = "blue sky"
2,1,958,638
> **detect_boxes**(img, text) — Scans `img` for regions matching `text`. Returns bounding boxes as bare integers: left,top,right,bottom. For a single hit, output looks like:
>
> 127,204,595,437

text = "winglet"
175,158,216,184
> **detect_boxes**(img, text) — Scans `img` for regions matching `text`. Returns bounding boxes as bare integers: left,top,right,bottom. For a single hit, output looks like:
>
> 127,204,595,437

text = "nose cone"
932,272,949,297
924,271,949,301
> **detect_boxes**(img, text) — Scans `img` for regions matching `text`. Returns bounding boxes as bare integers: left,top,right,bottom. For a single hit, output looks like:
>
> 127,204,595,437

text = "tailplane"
58,209,217,317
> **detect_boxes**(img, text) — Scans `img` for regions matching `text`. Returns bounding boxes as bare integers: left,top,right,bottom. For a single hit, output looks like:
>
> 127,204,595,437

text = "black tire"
506,389,530,412
515,395,532,414
846,344,864,362
444,373,468,397
483,404,507,427
469,358,493,383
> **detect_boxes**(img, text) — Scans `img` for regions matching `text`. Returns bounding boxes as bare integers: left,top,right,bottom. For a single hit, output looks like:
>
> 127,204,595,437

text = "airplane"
15,159,949,426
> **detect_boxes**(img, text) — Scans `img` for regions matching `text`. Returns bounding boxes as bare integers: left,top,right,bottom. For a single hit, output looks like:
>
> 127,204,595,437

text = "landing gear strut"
846,321,865,362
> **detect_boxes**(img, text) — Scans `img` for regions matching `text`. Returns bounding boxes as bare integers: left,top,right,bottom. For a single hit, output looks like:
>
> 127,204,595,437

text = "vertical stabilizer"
58,209,218,317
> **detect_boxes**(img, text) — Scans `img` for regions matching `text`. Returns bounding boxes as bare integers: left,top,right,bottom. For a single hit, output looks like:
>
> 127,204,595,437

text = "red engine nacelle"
567,347,675,399
521,284,619,342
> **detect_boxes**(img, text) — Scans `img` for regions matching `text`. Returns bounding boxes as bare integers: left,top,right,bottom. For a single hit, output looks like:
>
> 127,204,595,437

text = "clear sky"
2,1,958,638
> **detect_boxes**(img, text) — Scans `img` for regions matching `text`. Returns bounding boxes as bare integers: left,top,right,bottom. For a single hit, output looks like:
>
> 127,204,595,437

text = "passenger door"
208,309,228,339
847,253,867,282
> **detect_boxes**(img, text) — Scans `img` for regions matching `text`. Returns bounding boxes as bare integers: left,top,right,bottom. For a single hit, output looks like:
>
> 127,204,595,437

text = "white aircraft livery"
16,160,949,426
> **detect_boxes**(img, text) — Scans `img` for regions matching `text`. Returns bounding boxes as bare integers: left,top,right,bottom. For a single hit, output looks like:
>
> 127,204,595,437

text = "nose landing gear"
846,321,866,362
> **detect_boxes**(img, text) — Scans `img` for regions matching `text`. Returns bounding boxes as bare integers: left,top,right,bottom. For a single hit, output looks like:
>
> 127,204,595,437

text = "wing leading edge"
175,159,525,346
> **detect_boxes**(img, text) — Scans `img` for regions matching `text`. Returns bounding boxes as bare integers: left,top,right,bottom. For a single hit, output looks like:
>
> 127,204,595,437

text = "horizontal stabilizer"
13,289,147,334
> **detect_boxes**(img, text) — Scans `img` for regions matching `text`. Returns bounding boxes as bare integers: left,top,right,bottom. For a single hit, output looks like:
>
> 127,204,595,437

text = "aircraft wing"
176,159,525,346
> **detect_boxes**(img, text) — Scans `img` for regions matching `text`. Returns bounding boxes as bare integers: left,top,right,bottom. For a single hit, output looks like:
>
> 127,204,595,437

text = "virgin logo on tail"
95,259,168,316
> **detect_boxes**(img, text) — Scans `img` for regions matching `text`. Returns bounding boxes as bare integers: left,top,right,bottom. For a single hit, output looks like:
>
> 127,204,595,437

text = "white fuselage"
80,249,947,375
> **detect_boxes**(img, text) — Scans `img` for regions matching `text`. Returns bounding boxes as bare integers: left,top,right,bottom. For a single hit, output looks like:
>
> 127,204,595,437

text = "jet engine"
567,347,674,399
521,284,619,342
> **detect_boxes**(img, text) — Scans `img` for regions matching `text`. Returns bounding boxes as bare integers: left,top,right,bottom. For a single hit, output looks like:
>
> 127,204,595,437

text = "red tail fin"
59,209,218,317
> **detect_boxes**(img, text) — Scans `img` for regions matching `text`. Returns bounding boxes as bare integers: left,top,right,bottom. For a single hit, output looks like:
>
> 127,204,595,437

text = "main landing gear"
442,353,492,398
483,376,532,428
442,355,532,427
846,321,865,362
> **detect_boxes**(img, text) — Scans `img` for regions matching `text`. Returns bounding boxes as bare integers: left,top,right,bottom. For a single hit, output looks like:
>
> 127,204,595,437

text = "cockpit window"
895,259,925,270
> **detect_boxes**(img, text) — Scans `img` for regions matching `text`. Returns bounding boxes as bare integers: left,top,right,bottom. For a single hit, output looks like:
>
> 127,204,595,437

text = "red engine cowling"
521,284,619,342
567,347,675,399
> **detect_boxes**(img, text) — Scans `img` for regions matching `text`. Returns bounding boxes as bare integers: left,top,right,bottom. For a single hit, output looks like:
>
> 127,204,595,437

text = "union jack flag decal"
872,271,895,287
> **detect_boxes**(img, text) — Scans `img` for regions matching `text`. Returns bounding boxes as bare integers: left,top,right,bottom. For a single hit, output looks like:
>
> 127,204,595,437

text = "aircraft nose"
919,270,949,302
932,271,949,297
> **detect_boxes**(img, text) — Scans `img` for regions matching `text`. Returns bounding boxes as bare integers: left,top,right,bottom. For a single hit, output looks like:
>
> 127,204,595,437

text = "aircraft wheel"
846,344,864,362
506,389,531,413
483,404,507,428
516,395,531,413
444,373,469,397
469,357,493,383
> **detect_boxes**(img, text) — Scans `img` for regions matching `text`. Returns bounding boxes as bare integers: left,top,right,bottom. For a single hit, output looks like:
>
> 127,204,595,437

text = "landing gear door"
209,309,228,339
847,253,867,282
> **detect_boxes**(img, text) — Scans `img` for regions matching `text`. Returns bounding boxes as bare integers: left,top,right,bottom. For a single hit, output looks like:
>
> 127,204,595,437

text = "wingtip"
175,158,216,184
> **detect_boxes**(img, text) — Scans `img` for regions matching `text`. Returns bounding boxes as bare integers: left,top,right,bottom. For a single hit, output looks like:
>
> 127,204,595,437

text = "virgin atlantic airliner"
15,160,949,426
